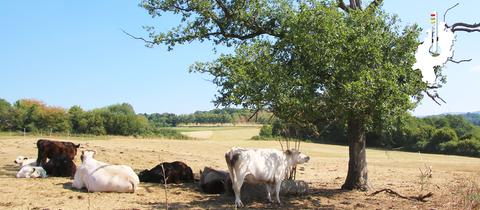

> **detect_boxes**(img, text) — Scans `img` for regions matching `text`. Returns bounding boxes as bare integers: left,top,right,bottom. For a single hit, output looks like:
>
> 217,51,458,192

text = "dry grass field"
0,126,479,209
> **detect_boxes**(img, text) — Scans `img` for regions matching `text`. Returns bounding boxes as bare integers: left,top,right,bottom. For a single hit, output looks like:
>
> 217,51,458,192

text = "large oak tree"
139,0,428,190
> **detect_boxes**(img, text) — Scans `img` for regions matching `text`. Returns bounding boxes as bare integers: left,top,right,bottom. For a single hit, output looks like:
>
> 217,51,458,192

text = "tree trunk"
341,119,369,191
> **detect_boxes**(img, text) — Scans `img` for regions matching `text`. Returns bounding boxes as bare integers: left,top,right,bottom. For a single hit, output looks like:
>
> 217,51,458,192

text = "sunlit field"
0,127,479,209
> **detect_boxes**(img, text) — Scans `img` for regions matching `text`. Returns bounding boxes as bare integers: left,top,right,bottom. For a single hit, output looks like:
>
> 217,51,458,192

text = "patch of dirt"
181,131,213,139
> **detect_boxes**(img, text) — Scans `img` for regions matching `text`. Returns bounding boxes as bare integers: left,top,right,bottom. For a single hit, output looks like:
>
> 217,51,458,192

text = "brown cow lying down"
36,139,80,167
138,161,194,184
43,154,76,177
199,167,233,194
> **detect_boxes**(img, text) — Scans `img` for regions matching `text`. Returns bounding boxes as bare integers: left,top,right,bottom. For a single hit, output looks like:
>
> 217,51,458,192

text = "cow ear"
284,150,292,155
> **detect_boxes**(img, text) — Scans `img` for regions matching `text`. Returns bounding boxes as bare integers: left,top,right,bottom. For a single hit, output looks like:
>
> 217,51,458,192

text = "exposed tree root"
368,188,433,202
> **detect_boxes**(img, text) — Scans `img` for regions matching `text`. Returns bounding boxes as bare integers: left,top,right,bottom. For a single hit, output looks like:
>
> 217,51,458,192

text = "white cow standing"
72,150,139,193
225,147,310,207
14,156,37,167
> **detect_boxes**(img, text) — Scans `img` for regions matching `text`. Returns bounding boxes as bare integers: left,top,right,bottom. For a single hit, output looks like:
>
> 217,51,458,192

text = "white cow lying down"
225,147,310,207
16,166,47,178
14,156,37,167
72,150,139,193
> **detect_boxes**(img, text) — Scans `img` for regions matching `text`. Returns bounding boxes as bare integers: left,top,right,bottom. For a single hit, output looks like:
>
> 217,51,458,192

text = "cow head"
285,149,310,164
80,150,96,163
14,156,28,165
30,167,41,178
138,169,152,182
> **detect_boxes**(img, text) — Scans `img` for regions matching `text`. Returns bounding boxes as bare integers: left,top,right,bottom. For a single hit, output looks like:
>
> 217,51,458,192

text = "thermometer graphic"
429,11,441,56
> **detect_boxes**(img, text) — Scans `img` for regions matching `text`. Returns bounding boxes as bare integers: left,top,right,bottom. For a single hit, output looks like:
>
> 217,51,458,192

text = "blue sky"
0,0,478,115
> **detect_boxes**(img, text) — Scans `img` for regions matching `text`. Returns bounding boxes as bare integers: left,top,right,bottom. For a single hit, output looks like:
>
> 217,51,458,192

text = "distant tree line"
143,108,272,127
0,98,183,138
0,98,270,137
461,112,480,126
258,113,480,157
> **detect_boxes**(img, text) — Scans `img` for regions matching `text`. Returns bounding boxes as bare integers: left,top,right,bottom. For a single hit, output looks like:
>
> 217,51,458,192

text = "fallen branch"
368,188,433,202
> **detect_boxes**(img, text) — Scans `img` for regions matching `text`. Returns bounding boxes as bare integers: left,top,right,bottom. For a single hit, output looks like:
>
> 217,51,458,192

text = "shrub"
259,124,273,137
457,139,480,157
426,127,458,152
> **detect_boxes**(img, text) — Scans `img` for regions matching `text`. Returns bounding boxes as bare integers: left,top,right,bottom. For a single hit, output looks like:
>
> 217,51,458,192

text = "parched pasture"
0,127,479,209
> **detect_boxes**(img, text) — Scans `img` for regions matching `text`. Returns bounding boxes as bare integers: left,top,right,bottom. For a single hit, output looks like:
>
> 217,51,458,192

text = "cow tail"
225,151,235,184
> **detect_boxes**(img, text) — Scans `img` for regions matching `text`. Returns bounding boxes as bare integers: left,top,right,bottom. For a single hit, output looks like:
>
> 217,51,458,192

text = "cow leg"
232,170,245,207
36,153,44,167
265,184,274,203
274,181,282,205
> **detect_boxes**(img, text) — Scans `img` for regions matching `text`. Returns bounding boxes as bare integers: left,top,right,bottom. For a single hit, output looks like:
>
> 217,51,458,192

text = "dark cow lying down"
43,154,76,177
199,167,279,197
138,161,194,184
199,167,233,194
36,139,80,167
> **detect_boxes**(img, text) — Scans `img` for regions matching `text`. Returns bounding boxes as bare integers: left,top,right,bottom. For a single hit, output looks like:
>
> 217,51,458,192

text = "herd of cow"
13,139,310,207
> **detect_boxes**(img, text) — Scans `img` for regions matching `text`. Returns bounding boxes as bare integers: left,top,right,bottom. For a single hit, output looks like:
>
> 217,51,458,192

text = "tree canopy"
139,0,429,190
140,0,426,130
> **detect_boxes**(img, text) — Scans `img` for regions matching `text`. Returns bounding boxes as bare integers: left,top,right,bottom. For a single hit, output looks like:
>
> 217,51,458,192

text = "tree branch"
214,0,231,18
267,113,275,123
448,58,472,64
425,91,446,105
206,1,283,40
452,28,480,33
248,108,261,122
171,4,194,12
142,0,285,47
443,3,459,22
121,29,155,44
220,30,268,40
337,0,349,12
450,22,480,29
450,22,480,33
366,0,383,10
355,0,362,10
349,0,358,10
163,29,268,45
